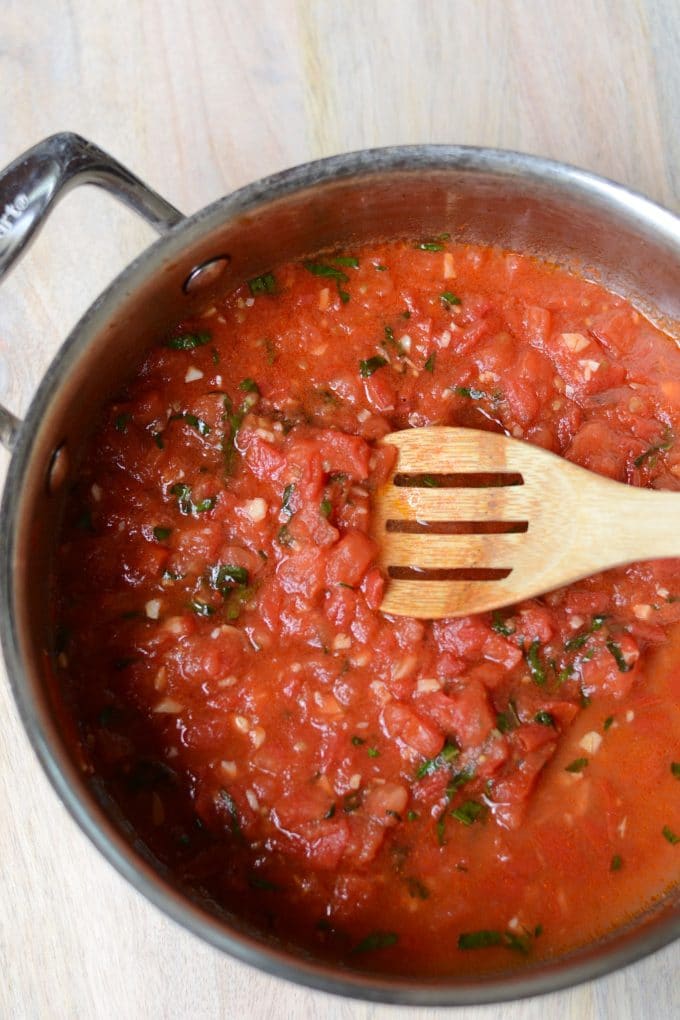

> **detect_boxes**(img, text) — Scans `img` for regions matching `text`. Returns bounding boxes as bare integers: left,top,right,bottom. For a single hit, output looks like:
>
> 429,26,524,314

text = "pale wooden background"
1,2,679,1018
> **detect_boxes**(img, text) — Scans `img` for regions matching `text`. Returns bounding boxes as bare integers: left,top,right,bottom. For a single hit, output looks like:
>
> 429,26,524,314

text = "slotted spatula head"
373,426,680,619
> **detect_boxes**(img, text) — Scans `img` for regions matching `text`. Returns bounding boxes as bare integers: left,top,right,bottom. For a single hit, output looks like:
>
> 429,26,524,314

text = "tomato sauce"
53,240,680,975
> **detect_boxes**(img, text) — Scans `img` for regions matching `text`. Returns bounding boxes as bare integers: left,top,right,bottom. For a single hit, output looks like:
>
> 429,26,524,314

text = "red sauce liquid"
54,241,680,975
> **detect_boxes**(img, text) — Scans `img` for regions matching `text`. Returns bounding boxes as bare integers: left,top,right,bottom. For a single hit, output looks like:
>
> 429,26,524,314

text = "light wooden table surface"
1,2,679,1017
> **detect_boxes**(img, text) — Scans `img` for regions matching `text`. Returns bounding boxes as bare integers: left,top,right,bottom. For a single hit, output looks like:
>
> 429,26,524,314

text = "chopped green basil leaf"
352,931,398,954
414,234,450,252
671,762,680,778
416,741,459,779
604,715,615,731
351,735,365,746
170,412,210,436
153,526,172,542
248,272,277,296
167,331,211,350
564,632,589,651
424,353,436,373
526,638,546,685
320,498,332,518
565,757,588,773
496,711,516,734
606,640,632,672
406,876,429,900
359,355,388,378
458,929,502,950
441,290,462,306
610,854,623,871
115,412,131,432
281,483,295,518
565,614,607,650
169,482,192,515
446,768,475,796
303,261,349,282
491,610,514,636
343,791,362,813
208,564,249,588
534,711,555,727
367,746,380,758
331,255,359,268
450,800,483,826
248,875,280,891
458,929,532,953
169,483,216,516
194,496,217,513
454,385,488,400
239,377,260,394
277,524,294,547
217,788,242,837
162,569,184,582
189,599,215,617
663,825,680,845
633,435,673,468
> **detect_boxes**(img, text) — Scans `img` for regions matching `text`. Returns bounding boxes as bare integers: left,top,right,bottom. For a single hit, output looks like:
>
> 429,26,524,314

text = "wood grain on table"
1,2,679,1018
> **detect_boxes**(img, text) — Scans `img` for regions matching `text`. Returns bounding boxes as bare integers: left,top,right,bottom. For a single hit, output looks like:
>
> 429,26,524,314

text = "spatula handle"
604,485,680,563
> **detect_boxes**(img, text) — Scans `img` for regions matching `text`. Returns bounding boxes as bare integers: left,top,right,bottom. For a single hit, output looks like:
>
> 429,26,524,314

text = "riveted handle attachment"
0,132,185,451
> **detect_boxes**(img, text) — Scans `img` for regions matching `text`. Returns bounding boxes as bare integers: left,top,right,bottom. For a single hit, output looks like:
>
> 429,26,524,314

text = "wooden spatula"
373,426,680,619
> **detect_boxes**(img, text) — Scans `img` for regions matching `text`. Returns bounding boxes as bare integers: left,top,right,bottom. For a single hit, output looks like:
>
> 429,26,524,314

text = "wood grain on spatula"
373,427,680,619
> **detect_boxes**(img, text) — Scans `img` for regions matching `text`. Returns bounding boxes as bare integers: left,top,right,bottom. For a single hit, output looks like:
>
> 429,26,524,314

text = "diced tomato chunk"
325,531,377,587
245,437,286,479
417,679,494,749
432,616,491,659
464,661,507,690
381,701,444,758
491,745,555,829
273,787,349,869
284,440,325,502
364,782,408,824
343,815,388,865
361,566,385,611
369,445,398,486
566,422,630,481
364,372,396,413
324,584,358,629
482,632,523,669
277,547,327,599
517,602,554,643
581,635,640,699
313,430,372,480
514,723,556,754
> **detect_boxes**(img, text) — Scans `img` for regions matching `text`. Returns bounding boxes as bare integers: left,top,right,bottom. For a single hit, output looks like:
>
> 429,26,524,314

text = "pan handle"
0,132,185,451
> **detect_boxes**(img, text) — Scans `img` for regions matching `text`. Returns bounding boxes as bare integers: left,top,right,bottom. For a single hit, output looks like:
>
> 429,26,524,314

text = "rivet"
47,443,69,494
183,255,230,294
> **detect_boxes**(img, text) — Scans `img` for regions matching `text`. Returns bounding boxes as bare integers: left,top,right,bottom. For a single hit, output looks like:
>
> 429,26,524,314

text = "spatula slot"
385,519,528,535
394,472,524,488
388,566,513,581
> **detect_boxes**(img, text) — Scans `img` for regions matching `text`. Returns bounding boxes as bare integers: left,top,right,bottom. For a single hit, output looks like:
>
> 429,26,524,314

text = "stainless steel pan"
1,133,680,1005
